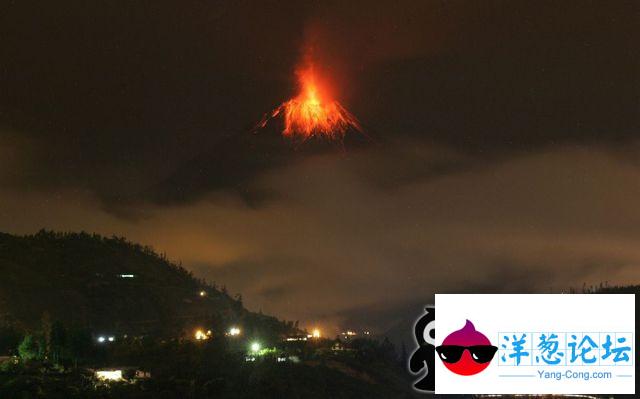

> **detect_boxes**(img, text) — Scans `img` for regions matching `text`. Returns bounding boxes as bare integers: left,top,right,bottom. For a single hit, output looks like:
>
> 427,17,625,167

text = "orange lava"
257,64,361,141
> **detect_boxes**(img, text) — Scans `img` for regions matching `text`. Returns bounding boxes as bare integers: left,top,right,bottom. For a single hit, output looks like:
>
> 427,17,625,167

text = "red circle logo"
436,320,497,376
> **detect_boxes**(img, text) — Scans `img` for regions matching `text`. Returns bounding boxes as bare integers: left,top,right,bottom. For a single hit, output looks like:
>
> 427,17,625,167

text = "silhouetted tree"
18,334,39,361
0,318,22,355
67,327,93,368
49,321,67,366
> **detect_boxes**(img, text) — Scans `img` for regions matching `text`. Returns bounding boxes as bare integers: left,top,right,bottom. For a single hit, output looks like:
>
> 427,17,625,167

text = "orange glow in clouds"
257,63,361,141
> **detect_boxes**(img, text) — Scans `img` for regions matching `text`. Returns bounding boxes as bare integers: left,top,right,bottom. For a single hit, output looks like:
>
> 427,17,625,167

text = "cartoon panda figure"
408,306,435,392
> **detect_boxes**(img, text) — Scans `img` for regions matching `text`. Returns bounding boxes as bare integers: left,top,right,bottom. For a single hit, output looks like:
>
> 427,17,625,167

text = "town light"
97,336,106,343
250,342,261,352
312,329,321,338
228,327,241,336
199,290,206,297
95,370,123,381
195,329,211,340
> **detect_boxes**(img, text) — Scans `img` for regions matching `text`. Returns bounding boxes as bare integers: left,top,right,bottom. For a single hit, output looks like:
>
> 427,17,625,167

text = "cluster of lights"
312,329,321,338
193,326,242,340
95,370,123,381
250,342,261,353
97,335,115,343
194,329,212,340
286,336,307,342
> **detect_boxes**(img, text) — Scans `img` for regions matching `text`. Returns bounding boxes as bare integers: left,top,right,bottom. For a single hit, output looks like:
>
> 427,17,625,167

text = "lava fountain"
256,63,361,141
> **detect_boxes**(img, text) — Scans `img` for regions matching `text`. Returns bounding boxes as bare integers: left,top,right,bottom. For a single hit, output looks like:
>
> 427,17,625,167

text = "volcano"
256,63,362,142
144,62,368,208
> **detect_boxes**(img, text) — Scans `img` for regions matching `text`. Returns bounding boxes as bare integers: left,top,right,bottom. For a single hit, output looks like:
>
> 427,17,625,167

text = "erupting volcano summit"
256,63,362,141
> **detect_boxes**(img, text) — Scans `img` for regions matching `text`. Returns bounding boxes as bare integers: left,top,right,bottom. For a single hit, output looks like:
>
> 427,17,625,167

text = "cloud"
2,142,639,333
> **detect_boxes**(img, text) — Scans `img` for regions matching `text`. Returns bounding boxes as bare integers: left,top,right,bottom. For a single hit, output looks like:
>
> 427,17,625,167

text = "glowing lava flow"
256,65,361,141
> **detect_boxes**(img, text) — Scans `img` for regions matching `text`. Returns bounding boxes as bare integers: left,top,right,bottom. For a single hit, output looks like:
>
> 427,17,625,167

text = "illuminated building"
95,369,123,381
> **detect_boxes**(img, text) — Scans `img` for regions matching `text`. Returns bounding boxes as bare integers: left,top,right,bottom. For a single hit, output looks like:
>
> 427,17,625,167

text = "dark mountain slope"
0,230,293,338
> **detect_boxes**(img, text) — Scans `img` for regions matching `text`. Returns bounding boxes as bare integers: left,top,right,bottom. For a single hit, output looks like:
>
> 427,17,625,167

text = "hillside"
0,230,293,339
0,232,417,399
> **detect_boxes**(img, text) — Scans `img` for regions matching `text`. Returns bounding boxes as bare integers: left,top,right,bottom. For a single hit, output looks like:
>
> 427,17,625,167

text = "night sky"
1,1,638,333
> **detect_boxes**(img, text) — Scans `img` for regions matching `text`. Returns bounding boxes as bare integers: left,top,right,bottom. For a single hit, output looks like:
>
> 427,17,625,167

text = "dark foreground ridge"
0,230,293,337
0,230,413,398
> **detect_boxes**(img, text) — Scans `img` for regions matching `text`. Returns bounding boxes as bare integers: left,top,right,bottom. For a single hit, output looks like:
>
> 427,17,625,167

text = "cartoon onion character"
408,306,435,391
436,319,498,376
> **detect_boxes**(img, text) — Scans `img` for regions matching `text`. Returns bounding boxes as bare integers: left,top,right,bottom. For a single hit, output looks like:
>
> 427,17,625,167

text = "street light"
250,342,261,353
